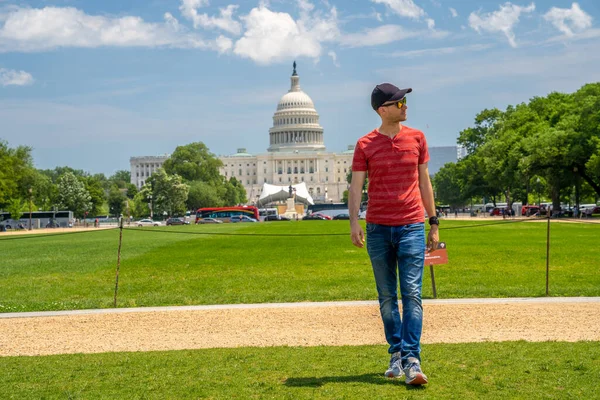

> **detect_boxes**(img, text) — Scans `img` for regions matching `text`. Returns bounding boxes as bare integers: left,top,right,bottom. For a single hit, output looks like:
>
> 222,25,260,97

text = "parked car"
166,217,189,226
137,219,161,227
303,214,328,220
522,205,540,216
313,213,332,220
264,215,291,221
197,218,223,224
332,213,350,220
230,215,258,223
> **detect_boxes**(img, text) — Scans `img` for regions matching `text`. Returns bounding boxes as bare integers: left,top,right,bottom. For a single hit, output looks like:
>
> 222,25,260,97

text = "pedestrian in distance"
348,83,439,386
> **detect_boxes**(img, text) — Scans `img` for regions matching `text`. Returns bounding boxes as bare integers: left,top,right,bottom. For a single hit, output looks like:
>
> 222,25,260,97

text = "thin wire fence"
1,216,597,241
1,216,598,307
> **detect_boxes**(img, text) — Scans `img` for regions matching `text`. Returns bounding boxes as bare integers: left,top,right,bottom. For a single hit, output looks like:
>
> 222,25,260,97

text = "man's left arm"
418,163,439,250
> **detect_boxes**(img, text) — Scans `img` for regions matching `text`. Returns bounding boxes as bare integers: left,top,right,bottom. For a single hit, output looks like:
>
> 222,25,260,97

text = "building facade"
130,155,169,189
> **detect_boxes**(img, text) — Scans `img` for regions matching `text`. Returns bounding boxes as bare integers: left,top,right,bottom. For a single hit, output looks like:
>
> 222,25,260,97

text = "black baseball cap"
371,83,412,110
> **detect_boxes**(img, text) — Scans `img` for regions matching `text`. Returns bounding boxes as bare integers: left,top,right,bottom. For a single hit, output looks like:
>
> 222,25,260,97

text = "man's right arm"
349,170,367,248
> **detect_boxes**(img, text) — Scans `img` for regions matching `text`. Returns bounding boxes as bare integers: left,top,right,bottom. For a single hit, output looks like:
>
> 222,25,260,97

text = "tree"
432,162,465,208
570,83,600,196
109,170,131,189
163,142,223,183
148,169,189,216
480,103,542,207
126,183,138,199
457,108,503,155
56,172,92,218
83,176,106,217
30,172,57,211
108,186,126,217
0,140,36,209
39,166,87,183
222,177,247,205
187,181,223,210
587,138,600,183
131,186,151,219
7,198,25,221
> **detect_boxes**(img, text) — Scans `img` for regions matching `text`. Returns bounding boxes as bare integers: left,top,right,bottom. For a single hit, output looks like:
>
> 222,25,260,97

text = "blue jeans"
366,222,425,364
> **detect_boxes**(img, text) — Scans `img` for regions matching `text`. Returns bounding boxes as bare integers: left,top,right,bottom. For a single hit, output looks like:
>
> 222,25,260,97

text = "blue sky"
1,0,599,176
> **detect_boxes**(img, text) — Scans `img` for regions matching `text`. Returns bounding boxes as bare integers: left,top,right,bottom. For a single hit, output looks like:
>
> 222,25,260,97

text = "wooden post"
429,264,437,299
113,217,124,308
545,211,551,296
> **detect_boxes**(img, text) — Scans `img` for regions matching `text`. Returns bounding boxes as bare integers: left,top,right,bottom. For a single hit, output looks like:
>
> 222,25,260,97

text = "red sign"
425,242,448,265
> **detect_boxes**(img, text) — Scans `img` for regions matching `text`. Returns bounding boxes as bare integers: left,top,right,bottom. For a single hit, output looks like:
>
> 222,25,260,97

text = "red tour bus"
196,206,259,223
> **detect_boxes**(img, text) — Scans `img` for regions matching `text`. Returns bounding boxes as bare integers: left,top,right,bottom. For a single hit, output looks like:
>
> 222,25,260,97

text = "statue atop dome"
292,61,297,76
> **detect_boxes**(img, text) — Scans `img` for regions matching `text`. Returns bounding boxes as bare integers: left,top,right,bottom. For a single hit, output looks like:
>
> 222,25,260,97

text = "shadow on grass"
284,373,426,391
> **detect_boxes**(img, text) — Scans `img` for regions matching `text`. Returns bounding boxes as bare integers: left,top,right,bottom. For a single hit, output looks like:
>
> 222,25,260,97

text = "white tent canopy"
257,182,314,207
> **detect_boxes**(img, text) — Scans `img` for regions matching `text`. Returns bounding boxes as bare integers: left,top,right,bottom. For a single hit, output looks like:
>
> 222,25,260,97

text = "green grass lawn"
0,220,599,312
1,341,599,399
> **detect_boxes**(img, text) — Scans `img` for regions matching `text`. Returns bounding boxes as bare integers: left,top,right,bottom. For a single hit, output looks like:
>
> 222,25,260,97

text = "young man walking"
349,83,439,385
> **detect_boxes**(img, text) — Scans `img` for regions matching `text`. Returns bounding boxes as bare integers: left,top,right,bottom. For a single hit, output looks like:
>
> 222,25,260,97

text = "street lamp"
536,178,541,206
28,187,32,230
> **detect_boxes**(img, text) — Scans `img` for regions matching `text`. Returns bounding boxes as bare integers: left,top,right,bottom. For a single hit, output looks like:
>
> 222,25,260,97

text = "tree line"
432,83,600,212
0,141,246,220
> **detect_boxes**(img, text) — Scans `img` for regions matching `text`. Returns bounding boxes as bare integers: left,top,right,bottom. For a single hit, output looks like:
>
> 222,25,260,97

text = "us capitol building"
131,63,355,204
130,63,462,204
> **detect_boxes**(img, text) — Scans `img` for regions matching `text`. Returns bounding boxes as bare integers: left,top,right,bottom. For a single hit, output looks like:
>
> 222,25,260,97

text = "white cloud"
449,7,458,18
328,50,340,67
378,40,600,93
163,12,181,31
0,6,215,52
370,0,425,20
546,27,600,43
179,0,209,19
233,4,339,64
297,0,315,14
468,2,535,47
339,24,408,47
426,18,435,30
338,24,447,48
179,1,242,36
543,2,592,37
215,35,233,53
386,43,493,58
0,68,33,86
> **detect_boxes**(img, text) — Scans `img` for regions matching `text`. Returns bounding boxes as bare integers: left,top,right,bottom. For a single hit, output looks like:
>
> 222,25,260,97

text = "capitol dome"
268,62,325,152
276,90,315,110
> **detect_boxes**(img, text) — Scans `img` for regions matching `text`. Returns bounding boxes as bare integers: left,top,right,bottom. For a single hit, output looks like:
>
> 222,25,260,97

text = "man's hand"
350,221,365,248
427,225,439,251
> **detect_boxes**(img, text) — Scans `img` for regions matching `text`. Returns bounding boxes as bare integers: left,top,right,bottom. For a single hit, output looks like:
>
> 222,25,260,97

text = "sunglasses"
380,97,407,109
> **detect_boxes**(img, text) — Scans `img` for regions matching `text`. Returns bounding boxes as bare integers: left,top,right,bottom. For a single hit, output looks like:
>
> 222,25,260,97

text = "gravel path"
1,298,599,357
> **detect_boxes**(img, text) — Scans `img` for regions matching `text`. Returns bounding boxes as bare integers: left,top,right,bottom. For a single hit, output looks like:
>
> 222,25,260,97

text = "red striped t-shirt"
352,126,430,226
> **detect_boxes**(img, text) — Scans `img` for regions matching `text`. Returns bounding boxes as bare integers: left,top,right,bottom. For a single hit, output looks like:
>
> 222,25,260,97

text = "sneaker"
384,352,404,378
404,357,428,385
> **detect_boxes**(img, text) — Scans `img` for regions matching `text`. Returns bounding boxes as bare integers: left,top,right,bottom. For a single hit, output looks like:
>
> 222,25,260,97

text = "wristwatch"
428,216,439,226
